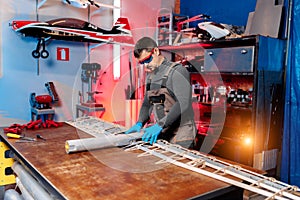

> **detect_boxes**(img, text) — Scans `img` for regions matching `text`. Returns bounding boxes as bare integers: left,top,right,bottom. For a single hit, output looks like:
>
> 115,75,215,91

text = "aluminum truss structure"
125,140,300,200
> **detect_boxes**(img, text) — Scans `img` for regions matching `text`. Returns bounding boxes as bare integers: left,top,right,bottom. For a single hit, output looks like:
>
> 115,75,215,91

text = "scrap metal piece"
246,0,283,38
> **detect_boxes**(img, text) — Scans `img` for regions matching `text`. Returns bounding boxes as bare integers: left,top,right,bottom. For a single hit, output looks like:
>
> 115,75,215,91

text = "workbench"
0,123,247,200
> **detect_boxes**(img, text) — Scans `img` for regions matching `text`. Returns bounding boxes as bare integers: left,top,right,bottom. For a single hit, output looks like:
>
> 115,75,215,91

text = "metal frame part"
66,116,126,137
125,140,300,200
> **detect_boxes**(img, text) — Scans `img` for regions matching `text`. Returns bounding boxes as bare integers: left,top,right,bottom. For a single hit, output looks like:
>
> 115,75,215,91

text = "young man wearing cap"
125,37,197,149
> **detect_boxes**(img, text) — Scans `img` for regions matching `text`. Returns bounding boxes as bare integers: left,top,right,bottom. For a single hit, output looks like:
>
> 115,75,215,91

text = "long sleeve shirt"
138,58,195,129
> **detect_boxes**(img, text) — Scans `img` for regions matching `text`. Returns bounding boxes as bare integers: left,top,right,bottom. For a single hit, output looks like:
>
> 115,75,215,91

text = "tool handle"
6,133,21,139
36,134,46,140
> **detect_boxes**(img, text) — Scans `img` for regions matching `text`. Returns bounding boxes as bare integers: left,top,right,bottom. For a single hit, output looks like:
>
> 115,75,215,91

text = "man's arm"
137,94,151,125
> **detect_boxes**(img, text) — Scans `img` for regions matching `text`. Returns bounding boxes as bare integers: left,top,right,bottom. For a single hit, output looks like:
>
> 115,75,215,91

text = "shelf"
159,36,257,50
189,71,254,75
193,102,252,110
156,12,190,46
158,22,172,27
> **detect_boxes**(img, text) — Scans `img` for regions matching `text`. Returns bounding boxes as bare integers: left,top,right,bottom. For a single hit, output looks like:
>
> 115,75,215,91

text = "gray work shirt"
138,58,196,143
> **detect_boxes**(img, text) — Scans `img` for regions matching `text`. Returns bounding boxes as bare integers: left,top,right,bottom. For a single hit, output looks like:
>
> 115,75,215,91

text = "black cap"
134,37,157,58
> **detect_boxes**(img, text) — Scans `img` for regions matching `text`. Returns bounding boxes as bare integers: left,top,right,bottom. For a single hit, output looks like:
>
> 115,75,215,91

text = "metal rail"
125,140,300,200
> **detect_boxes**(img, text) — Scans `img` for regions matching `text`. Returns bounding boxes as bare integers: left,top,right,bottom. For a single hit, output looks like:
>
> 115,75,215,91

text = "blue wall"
180,0,256,26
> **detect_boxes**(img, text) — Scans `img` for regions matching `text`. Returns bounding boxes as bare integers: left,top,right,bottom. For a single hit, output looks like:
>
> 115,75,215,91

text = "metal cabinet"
160,36,286,173
204,46,255,72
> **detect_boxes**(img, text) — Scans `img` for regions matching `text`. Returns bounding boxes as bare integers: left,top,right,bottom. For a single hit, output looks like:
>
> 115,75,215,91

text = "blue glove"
124,122,143,134
142,123,163,144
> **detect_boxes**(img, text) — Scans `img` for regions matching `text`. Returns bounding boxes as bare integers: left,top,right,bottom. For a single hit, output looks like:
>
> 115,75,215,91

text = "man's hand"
124,122,142,134
142,123,163,144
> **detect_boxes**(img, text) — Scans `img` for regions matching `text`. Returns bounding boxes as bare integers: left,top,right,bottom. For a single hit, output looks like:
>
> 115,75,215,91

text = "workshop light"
244,137,252,146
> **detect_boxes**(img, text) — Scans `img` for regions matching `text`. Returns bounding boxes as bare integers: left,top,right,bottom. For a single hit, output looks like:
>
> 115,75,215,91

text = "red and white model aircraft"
62,0,120,9
38,0,120,9
11,17,134,58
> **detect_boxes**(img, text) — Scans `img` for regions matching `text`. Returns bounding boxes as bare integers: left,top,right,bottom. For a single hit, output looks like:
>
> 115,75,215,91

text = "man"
125,37,196,148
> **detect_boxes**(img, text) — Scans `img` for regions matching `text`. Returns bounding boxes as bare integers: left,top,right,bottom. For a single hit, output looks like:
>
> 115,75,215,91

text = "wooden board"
1,123,244,200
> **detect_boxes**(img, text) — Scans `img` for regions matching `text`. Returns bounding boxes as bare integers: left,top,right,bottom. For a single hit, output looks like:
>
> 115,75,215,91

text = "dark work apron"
147,63,196,147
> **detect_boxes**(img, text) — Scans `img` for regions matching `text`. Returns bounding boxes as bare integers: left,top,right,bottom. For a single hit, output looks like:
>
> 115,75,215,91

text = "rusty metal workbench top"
0,123,244,200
